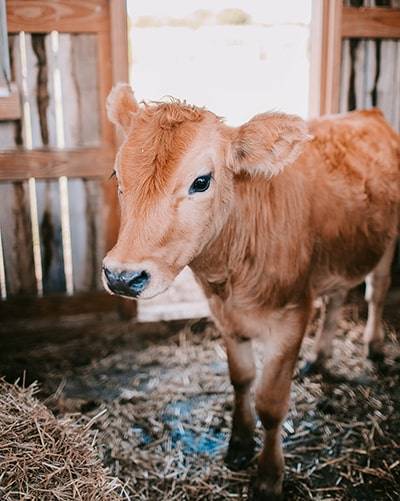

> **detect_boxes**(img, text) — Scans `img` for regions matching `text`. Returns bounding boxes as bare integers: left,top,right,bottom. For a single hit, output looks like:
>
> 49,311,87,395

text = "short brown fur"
104,85,400,500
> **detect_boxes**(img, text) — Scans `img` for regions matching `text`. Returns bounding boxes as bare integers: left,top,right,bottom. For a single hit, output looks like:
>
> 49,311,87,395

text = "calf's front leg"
224,334,257,470
253,307,309,501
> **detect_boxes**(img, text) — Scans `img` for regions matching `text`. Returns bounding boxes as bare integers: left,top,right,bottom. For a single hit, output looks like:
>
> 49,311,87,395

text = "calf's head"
102,84,309,299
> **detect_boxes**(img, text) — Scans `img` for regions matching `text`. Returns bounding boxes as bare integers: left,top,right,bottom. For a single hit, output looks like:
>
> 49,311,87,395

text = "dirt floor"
0,296,399,500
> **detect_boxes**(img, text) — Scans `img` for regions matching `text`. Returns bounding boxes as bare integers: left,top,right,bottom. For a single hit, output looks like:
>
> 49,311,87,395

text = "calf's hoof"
190,317,213,334
224,437,256,470
299,359,323,378
250,478,283,501
367,342,385,363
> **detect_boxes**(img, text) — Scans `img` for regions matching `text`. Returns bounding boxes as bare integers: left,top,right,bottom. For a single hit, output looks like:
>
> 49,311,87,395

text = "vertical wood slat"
0,34,17,147
32,33,66,294
58,33,103,292
69,34,103,291
325,0,343,113
377,40,400,128
108,0,138,320
309,0,343,115
0,34,21,300
0,33,36,297
0,181,36,296
339,39,351,111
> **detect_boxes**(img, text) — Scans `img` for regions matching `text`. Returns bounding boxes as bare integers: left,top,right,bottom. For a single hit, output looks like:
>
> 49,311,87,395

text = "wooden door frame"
309,0,343,116
308,0,400,117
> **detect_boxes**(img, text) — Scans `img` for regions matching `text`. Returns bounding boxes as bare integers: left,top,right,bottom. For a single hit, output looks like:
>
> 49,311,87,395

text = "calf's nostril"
103,267,150,296
127,270,150,290
103,266,115,283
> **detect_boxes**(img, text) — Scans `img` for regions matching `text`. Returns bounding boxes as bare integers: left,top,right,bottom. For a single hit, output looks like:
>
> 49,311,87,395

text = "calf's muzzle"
103,266,150,297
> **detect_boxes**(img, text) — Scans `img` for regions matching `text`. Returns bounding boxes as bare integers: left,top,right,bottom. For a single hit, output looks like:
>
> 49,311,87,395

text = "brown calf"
103,84,400,500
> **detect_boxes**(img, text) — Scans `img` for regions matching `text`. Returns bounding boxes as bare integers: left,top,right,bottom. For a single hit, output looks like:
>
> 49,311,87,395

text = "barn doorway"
127,0,312,321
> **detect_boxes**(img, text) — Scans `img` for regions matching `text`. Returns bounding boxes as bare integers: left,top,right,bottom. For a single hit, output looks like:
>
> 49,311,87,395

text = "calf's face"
102,84,309,299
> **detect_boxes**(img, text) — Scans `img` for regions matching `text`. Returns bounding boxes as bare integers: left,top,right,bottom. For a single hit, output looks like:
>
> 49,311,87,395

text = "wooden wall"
340,0,400,124
0,0,134,319
0,33,103,298
311,0,400,274
339,0,400,272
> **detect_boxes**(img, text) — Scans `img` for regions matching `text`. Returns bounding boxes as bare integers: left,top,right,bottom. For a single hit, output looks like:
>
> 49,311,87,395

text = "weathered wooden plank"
21,33,46,297
98,17,122,253
59,55,89,292
24,33,44,149
0,124,16,150
392,40,400,131
71,35,104,291
0,33,36,297
11,32,26,147
339,39,351,112
6,0,109,34
354,40,367,108
32,33,65,294
35,179,66,294
61,34,102,292
57,34,85,294
311,0,343,115
106,0,137,319
68,179,104,291
110,0,129,141
0,34,16,299
0,147,114,180
0,0,10,91
69,34,101,147
376,39,398,127
0,291,119,319
342,7,400,38
364,40,377,108
0,181,36,296
0,83,21,120
0,107,36,297
348,38,377,110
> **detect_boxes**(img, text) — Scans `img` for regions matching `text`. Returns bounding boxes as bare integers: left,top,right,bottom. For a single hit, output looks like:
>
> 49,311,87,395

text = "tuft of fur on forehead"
120,100,217,203
141,98,207,127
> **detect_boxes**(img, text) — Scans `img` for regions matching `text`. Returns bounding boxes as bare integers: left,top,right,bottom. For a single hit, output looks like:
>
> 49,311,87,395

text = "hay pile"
0,379,121,501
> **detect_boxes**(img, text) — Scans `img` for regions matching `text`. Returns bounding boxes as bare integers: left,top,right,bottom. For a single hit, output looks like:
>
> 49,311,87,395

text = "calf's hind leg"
364,239,396,361
301,289,347,375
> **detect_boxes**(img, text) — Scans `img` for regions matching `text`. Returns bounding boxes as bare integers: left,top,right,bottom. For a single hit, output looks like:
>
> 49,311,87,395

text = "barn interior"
1,1,400,500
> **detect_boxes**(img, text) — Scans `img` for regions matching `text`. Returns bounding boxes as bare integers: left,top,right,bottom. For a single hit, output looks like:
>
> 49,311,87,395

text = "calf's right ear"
106,83,139,134
226,112,311,178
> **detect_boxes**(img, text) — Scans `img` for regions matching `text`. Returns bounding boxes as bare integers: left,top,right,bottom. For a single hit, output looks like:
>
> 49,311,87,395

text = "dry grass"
1,301,399,500
0,379,121,501
81,313,400,500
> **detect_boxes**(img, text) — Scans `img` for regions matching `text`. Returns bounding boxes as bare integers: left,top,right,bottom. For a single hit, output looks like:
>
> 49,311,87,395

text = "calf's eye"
189,173,212,194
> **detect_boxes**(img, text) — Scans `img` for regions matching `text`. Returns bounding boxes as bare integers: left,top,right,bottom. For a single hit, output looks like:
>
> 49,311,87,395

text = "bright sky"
126,0,311,25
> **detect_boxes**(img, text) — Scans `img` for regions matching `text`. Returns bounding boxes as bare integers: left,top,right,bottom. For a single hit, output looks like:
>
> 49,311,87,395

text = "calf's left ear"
227,112,311,177
106,83,139,134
